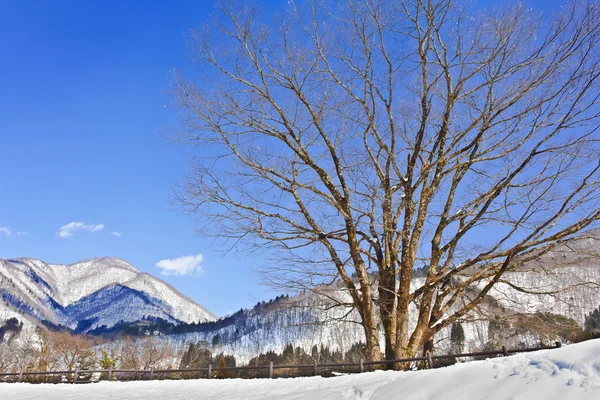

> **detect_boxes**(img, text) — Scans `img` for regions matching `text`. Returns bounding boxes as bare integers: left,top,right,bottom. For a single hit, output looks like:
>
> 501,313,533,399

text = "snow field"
2,339,599,400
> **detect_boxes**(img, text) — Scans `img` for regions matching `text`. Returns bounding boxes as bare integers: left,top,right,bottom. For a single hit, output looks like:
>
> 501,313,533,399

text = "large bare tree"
172,0,600,362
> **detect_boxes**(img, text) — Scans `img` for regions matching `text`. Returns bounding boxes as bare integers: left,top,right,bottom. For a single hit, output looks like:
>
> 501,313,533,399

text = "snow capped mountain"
1,231,600,362
0,257,215,332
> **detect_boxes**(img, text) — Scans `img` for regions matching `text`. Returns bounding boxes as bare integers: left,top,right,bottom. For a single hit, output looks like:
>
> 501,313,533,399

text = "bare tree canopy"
172,0,600,362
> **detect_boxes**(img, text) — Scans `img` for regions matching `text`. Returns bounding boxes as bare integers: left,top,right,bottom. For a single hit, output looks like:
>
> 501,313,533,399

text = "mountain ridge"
2,233,600,362
0,256,215,333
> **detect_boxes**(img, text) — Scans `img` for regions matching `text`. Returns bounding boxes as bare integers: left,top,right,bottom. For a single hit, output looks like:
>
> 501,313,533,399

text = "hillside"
1,232,599,361
161,233,600,361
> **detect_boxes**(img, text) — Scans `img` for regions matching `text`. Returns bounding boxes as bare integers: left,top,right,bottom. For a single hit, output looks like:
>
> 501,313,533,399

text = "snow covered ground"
2,339,600,400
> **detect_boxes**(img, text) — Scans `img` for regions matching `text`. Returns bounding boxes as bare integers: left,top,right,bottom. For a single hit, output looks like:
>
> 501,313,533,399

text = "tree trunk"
378,269,397,363
393,306,411,370
394,265,413,365
394,305,432,369
363,320,382,365
356,274,382,364
359,287,382,364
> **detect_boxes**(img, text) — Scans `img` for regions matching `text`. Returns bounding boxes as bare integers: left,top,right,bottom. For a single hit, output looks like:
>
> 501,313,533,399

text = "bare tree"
138,336,177,370
0,342,15,373
172,0,600,362
119,337,142,370
10,337,39,374
35,329,61,374
119,337,177,370
48,331,95,371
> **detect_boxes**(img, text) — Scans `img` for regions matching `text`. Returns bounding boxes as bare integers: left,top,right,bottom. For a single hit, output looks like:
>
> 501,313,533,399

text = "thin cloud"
111,231,122,237
58,222,104,238
156,254,204,276
0,228,26,237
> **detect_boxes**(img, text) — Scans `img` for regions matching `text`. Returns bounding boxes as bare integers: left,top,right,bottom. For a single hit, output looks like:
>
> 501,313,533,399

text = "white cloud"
111,231,122,237
58,222,104,238
156,254,204,276
0,228,26,237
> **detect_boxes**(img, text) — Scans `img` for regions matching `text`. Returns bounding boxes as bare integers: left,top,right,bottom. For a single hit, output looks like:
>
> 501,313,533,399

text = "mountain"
0,257,215,333
158,232,600,361
1,231,600,362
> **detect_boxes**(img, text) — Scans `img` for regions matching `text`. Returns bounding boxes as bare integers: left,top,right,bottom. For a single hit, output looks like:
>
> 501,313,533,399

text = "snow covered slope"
0,257,215,332
2,231,599,358
165,231,600,361
3,339,599,400
487,233,600,325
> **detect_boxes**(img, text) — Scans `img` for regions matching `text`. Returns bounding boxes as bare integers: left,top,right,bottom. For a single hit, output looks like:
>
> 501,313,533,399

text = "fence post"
313,360,318,376
150,367,154,380
207,364,212,379
502,345,508,357
360,359,364,373
426,351,433,369
269,362,273,379
18,369,23,383
73,368,78,383
555,341,562,348
108,366,113,381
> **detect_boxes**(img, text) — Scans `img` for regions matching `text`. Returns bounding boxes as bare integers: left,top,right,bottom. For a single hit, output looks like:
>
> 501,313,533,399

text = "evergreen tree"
450,323,465,354
215,354,232,378
584,307,600,336
344,342,365,363
311,345,319,361
282,344,294,363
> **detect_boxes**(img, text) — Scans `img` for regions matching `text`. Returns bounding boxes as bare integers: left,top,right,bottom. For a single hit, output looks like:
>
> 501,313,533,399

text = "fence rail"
0,342,562,383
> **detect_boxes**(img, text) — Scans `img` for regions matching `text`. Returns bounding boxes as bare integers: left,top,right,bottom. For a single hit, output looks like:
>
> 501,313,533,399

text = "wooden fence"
0,342,562,384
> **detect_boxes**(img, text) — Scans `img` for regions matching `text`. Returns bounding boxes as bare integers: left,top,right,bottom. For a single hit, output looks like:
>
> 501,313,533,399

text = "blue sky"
0,0,564,317
0,0,290,317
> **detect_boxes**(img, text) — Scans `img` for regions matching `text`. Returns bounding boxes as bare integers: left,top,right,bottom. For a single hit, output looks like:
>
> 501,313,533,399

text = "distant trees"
97,347,120,378
36,330,61,373
0,342,11,372
11,336,43,375
173,0,600,363
49,331,95,371
215,354,236,378
450,323,465,354
236,341,366,377
0,326,183,380
119,336,176,370
0,317,22,343
180,341,212,369
583,306,600,339
0,328,96,380
177,341,237,378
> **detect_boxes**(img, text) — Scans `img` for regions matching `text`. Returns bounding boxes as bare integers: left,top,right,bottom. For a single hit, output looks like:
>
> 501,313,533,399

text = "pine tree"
450,323,465,354
215,354,232,378
311,345,319,361
584,307,600,337
282,344,294,363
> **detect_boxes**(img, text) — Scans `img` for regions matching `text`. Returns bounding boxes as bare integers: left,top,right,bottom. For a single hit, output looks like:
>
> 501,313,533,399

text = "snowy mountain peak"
0,256,215,333
68,257,140,272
